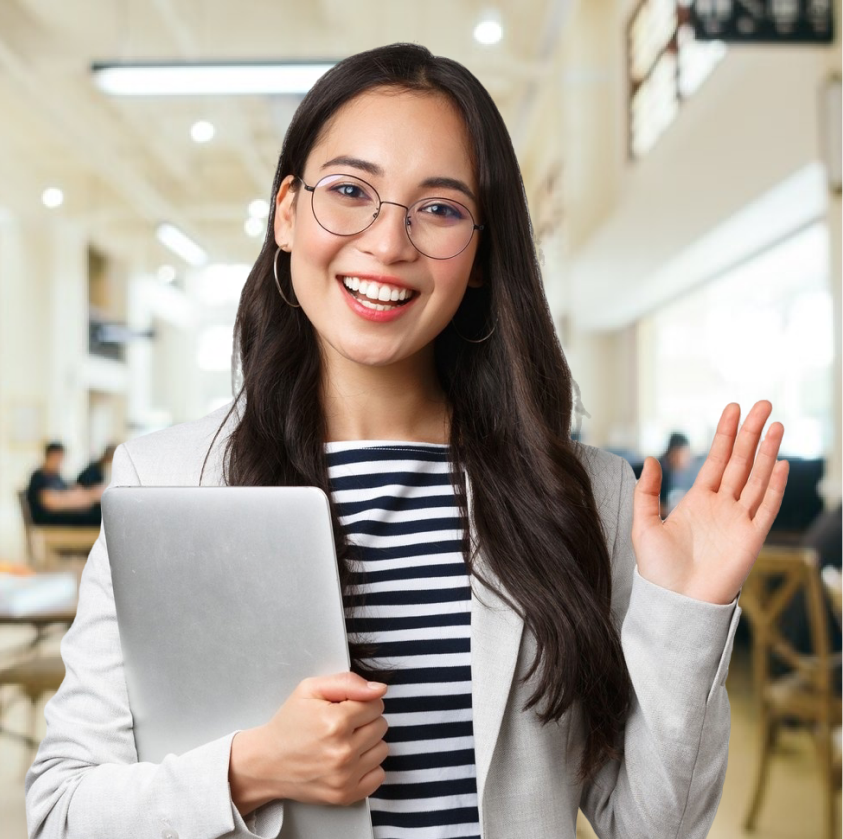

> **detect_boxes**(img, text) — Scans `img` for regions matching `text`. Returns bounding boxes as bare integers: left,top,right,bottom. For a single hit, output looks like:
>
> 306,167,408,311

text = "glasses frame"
297,173,484,260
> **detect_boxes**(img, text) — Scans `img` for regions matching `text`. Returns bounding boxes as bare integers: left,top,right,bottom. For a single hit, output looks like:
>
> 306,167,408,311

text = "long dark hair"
208,43,631,783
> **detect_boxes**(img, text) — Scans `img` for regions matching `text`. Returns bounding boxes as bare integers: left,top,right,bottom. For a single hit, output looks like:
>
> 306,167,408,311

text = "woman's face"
274,88,482,371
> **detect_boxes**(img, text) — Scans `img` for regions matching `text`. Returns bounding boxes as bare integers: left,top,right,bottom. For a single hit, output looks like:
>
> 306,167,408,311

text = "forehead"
307,89,477,193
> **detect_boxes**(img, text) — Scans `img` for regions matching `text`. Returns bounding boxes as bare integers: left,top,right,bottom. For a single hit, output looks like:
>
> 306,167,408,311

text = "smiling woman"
25,42,787,839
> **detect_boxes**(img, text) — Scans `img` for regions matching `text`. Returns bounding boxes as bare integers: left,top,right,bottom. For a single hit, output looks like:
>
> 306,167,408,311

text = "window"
628,0,726,158
640,223,833,459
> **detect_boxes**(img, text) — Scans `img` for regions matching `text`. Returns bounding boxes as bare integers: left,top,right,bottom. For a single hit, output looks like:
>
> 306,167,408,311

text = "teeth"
341,276,412,302
358,297,393,311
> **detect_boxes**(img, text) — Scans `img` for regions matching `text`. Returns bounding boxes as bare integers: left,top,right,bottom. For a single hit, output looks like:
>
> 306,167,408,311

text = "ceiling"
0,0,573,271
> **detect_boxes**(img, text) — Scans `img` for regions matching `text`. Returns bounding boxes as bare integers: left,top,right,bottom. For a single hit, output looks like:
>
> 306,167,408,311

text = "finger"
338,697,386,730
695,403,741,492
739,422,785,517
350,715,389,753
358,738,389,775
719,401,773,500
632,457,663,532
355,762,387,799
299,672,387,703
751,459,789,535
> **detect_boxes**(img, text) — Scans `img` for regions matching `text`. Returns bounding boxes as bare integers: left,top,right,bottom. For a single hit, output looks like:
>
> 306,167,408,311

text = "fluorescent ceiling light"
92,61,335,96
156,223,207,267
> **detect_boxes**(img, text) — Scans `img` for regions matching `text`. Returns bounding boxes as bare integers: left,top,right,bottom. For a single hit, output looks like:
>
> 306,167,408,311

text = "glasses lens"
408,198,477,259
312,175,379,236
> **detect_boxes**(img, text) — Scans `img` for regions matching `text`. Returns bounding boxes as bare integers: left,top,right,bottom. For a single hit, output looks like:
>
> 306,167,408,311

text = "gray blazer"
26,402,741,839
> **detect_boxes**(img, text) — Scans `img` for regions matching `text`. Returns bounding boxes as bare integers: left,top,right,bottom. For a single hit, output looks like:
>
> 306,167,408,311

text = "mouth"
337,275,419,312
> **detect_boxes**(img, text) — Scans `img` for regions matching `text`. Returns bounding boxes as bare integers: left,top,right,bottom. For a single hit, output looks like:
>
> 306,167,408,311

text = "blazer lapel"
464,471,525,819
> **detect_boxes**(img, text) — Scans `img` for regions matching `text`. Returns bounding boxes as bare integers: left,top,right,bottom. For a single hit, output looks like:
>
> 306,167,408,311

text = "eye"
417,200,467,222
325,181,374,202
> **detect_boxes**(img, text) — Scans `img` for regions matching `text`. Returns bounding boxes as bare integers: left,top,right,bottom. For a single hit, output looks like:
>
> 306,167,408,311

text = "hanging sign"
690,0,834,43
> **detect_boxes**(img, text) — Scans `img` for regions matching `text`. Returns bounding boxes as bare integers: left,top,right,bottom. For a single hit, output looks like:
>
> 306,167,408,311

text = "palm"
631,401,788,605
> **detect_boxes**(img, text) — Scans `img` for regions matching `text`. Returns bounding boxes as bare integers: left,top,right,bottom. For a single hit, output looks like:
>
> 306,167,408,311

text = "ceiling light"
248,198,270,219
156,223,207,267
157,264,177,283
244,216,264,238
42,187,64,208
191,120,215,142
474,13,503,45
91,61,335,96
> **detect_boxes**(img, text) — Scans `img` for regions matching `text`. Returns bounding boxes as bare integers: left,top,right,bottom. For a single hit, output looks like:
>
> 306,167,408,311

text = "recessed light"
474,15,503,45
42,187,64,208
248,198,270,219
244,216,264,238
191,120,215,143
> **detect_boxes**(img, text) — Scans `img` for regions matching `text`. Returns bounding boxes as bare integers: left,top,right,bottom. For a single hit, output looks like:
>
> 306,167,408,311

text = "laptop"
102,486,374,839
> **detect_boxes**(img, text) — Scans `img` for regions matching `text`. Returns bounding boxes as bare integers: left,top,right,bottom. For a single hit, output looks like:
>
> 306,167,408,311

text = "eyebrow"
320,155,477,203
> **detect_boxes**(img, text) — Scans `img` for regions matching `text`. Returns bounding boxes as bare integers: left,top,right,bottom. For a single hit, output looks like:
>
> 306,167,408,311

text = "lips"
336,275,420,322
337,275,419,310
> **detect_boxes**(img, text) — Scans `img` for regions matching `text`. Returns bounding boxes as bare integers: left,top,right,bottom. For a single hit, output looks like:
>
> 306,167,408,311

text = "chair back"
17,489,35,564
740,546,835,711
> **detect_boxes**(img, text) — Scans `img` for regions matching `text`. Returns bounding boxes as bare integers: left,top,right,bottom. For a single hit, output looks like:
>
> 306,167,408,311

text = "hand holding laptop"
229,672,388,815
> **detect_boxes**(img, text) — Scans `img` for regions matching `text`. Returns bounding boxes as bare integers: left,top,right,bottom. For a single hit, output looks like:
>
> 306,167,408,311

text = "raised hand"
632,400,789,605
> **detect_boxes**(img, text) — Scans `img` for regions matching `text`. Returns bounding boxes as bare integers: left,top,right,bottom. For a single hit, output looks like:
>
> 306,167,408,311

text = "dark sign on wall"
691,0,834,43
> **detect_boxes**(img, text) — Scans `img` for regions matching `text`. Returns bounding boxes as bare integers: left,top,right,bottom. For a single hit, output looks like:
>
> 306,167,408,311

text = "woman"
26,43,788,839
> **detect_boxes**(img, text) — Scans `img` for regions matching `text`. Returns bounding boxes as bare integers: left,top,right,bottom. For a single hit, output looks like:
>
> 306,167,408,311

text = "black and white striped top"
325,441,481,839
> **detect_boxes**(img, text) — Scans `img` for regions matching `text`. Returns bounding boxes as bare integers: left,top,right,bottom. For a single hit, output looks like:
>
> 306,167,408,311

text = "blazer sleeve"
579,456,741,839
25,444,285,839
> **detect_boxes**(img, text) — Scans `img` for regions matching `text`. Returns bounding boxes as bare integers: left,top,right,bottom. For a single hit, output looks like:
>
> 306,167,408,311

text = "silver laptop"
102,486,374,839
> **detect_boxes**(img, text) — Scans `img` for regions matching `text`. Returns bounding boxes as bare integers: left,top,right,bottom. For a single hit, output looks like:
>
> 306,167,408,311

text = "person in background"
76,444,117,488
26,442,103,527
658,431,692,518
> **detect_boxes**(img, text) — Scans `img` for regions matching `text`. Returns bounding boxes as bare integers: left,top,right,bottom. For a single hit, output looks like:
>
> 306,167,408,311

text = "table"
0,579,78,749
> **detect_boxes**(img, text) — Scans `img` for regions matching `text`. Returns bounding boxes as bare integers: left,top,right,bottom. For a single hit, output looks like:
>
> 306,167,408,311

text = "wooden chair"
0,654,65,774
740,545,842,839
18,489,99,569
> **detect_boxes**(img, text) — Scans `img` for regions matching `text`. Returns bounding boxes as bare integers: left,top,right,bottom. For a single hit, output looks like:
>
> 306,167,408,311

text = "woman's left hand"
632,400,789,605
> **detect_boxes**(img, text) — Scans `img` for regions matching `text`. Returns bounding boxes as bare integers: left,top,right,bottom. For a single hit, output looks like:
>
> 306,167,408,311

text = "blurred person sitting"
76,444,117,488
658,432,692,518
26,441,103,527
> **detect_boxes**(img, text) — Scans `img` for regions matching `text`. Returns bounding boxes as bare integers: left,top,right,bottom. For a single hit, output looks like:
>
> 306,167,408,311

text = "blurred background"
0,0,840,837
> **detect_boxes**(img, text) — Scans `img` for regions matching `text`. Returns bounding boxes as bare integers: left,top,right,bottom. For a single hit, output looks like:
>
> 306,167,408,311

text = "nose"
356,201,417,263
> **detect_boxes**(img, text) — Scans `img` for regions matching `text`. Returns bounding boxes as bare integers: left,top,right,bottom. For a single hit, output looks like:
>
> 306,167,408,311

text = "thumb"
299,671,387,703
633,457,663,529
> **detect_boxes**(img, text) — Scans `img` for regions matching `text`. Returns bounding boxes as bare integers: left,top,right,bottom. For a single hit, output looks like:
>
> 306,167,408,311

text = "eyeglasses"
298,173,483,260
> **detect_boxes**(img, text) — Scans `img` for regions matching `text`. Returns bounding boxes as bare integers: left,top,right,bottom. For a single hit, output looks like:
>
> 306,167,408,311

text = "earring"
273,247,301,308
450,316,497,343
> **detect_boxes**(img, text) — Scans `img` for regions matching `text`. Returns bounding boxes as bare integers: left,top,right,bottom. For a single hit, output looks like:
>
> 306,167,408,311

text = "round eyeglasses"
298,173,483,260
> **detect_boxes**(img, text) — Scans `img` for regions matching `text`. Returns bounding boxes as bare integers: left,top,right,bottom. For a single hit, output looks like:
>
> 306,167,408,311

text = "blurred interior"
0,0,840,837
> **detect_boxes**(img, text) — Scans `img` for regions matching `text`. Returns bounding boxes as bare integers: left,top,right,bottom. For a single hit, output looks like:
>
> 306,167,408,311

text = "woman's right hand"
228,671,389,815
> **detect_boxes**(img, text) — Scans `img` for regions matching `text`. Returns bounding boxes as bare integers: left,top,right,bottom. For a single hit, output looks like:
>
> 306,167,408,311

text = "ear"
467,259,484,288
273,175,299,251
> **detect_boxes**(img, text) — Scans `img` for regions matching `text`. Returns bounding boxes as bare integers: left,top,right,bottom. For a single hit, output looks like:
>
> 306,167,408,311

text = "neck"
321,344,450,444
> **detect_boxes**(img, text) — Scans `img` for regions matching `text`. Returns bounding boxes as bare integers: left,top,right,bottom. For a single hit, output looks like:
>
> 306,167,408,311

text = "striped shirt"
325,441,481,839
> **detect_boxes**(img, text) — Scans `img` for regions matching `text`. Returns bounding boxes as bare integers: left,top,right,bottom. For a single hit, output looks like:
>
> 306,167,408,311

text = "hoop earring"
450,316,496,343
273,247,301,308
